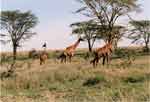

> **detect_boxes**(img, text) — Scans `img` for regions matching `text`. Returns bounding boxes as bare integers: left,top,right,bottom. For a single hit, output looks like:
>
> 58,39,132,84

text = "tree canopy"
71,20,126,51
128,20,150,51
0,10,38,60
75,0,139,42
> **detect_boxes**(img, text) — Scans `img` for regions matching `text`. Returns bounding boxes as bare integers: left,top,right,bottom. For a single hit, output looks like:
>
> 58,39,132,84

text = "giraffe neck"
73,40,80,49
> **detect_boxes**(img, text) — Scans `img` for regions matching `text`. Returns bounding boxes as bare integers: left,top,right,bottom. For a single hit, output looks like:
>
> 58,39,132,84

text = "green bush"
123,75,146,83
83,75,106,86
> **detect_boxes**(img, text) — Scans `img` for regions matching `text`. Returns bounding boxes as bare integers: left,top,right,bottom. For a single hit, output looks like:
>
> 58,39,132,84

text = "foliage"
83,75,106,86
123,74,147,83
75,0,139,42
71,20,100,52
1,51,149,101
71,20,127,51
0,10,38,61
128,20,150,52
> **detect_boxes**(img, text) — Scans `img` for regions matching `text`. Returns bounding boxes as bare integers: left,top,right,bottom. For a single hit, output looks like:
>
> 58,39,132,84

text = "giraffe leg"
91,51,100,67
40,61,43,65
107,55,110,64
106,53,109,64
61,58,63,63
106,53,111,65
64,55,67,63
40,57,42,65
69,53,74,63
96,57,99,66
90,56,99,67
90,58,95,67
59,53,66,63
60,55,64,63
69,55,72,62
102,55,106,65
93,58,97,67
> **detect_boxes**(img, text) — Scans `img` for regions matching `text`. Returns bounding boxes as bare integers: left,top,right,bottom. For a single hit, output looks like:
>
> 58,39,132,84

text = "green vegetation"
0,48,149,102
0,1,149,102
0,10,38,61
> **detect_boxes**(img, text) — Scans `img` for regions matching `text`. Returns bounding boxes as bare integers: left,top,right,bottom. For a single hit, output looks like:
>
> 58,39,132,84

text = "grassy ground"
0,48,150,102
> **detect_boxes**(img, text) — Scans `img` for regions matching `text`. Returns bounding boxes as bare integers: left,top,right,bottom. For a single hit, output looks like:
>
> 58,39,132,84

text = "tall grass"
0,48,150,102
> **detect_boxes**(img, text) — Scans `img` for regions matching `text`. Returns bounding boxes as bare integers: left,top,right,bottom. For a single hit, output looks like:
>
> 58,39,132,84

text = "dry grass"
0,49,150,102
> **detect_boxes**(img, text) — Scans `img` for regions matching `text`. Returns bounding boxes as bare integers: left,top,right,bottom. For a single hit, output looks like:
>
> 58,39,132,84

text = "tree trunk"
87,40,92,52
13,44,17,62
145,42,149,52
144,35,149,52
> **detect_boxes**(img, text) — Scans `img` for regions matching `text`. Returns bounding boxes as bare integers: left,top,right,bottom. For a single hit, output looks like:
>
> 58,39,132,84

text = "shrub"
83,75,106,86
123,75,145,83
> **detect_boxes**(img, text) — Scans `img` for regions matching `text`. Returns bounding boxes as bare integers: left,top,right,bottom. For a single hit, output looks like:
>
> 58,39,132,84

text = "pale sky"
1,0,150,51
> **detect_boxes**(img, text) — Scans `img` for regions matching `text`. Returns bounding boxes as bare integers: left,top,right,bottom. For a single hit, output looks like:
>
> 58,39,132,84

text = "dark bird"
42,42,47,48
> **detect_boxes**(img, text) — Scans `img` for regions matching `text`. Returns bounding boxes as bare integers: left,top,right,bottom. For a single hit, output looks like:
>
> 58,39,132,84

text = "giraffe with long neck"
58,38,84,63
39,43,48,65
39,51,48,65
90,41,113,67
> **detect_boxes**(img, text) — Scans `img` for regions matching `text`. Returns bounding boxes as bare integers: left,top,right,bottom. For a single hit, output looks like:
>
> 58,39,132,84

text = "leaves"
75,0,139,42
128,20,150,50
0,10,38,46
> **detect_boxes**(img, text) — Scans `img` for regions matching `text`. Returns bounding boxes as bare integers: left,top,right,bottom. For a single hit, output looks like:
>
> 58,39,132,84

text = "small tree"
70,20,98,52
71,20,126,52
128,20,150,52
0,10,38,61
110,25,127,49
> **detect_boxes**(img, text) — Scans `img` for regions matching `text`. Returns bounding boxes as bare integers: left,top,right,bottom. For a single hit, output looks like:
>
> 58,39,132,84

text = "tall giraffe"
39,43,48,65
90,42,113,67
58,37,84,63
39,51,48,65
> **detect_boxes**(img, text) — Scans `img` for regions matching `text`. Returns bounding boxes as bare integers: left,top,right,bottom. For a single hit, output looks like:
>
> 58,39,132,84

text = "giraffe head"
78,37,84,42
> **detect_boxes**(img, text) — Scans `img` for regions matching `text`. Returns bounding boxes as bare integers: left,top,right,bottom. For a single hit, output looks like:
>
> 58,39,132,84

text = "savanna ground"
0,48,150,102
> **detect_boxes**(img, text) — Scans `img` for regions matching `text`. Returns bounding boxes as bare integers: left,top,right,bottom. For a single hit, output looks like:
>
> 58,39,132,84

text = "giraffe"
39,43,48,65
28,48,39,59
90,41,113,67
39,51,48,65
58,37,84,63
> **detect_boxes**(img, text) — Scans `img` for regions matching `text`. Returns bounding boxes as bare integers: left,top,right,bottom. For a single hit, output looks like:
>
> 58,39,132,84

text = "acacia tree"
110,25,127,49
128,20,150,52
75,0,139,43
0,10,38,61
71,20,126,52
70,20,99,52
